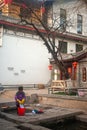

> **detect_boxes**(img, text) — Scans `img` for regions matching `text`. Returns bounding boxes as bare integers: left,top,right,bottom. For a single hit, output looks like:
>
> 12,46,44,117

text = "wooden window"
20,7,31,18
60,8,66,31
82,67,86,82
59,41,67,53
0,10,2,14
77,14,82,34
20,7,41,25
76,44,83,52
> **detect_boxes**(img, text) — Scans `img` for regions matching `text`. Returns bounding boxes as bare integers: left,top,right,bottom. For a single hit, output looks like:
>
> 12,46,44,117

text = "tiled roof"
50,48,87,63
62,48,87,60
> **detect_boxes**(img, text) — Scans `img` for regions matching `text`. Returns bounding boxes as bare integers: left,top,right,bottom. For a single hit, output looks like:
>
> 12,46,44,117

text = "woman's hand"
17,99,22,104
21,99,25,104
17,99,25,104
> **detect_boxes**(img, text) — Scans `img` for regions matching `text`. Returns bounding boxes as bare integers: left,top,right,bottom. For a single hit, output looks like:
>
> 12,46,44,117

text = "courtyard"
0,87,87,130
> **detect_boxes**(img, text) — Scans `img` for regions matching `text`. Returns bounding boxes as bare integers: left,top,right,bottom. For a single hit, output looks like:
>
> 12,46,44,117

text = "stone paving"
0,118,20,130
0,88,48,102
0,105,83,123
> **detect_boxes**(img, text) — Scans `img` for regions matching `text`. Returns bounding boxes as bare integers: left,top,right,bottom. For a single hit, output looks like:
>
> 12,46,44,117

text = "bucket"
18,107,25,116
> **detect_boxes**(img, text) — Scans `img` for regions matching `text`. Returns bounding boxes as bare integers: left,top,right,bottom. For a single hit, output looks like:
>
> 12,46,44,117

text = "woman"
15,86,26,114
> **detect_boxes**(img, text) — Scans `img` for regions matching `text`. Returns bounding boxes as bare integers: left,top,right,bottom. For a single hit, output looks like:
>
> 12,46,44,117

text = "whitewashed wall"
0,33,51,85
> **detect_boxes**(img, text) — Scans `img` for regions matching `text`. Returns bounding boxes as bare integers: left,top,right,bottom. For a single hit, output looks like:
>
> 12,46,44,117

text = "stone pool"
0,103,86,130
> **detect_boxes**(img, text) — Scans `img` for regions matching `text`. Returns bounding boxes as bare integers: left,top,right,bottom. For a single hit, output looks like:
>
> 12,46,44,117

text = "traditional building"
50,48,87,87
0,0,87,87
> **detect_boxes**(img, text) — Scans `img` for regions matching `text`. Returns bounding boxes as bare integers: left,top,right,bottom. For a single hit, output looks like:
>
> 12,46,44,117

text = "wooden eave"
0,19,44,35
0,19,87,44
63,50,87,63
56,32,87,44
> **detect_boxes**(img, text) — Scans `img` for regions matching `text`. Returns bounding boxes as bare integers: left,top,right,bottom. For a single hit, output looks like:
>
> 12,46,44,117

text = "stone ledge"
38,94,87,101
76,114,87,123
38,94,87,111
20,123,51,130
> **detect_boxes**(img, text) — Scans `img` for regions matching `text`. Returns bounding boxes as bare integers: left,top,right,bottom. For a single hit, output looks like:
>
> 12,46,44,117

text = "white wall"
0,34,51,85
53,0,87,36
67,41,76,54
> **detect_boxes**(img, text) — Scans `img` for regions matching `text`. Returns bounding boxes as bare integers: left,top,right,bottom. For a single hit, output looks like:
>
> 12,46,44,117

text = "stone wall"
38,95,87,112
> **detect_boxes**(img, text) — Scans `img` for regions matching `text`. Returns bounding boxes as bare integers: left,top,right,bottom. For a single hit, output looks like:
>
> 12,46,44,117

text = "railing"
48,80,66,94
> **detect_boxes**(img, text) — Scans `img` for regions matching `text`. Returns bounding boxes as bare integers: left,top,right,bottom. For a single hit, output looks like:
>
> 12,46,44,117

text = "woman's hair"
18,86,23,91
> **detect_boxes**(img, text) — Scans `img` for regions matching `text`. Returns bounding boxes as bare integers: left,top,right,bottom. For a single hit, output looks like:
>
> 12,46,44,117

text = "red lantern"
40,6,45,14
72,62,78,68
48,64,52,70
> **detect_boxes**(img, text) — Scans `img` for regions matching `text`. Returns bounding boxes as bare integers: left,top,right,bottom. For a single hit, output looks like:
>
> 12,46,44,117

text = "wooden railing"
48,80,66,94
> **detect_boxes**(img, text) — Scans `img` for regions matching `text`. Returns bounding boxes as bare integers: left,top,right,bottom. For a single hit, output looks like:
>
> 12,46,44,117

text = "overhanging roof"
62,48,87,62
50,48,87,65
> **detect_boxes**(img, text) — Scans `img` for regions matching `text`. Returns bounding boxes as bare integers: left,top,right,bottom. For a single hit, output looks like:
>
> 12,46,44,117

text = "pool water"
40,118,87,130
